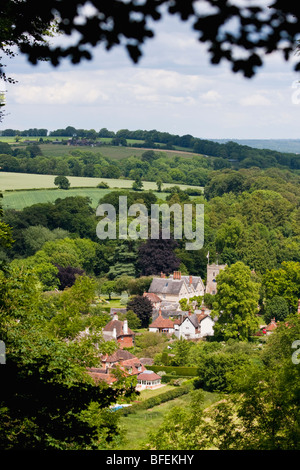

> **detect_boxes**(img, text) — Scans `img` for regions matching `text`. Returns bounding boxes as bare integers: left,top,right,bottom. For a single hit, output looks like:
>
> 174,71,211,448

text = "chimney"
173,271,177,279
113,313,118,321
158,308,162,317
189,275,193,285
178,271,181,280
161,272,165,278
123,319,128,335
112,327,117,339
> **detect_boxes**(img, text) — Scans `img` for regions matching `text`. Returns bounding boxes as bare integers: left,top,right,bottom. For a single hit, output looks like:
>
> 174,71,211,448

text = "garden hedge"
119,380,195,415
147,365,198,376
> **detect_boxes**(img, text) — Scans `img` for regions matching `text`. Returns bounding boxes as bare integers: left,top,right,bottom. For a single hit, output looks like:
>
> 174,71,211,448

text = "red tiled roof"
137,371,161,381
266,319,277,331
149,316,174,329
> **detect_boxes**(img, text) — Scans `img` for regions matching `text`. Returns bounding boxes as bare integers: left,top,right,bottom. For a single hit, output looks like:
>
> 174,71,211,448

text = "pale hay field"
0,172,202,210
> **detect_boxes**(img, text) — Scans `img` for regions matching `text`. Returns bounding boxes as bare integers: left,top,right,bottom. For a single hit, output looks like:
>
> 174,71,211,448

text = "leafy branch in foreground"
1,1,300,80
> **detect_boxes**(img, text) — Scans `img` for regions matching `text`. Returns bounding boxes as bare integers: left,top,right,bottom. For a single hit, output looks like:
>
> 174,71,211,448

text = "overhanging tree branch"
0,0,300,79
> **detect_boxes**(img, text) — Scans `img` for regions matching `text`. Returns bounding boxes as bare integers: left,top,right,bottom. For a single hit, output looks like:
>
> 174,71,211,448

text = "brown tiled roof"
102,349,135,363
144,292,162,303
196,313,209,322
120,358,146,375
137,371,161,381
103,319,134,337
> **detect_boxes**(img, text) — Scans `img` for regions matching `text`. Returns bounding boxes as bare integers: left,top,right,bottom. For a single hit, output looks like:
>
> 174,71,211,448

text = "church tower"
206,263,226,295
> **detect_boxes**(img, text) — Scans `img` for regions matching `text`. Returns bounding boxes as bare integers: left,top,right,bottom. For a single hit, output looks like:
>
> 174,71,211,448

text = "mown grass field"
0,172,202,210
116,389,221,450
2,188,110,210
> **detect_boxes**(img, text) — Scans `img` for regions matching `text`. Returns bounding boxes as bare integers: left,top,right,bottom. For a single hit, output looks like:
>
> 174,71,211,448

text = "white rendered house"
174,312,215,340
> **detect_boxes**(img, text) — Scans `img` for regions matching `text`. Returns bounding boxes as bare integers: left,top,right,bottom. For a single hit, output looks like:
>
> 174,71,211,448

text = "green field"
0,172,202,210
1,137,197,160
116,389,221,450
2,188,111,210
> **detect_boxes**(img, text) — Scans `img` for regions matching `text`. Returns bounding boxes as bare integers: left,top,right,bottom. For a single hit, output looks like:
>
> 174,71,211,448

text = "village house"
87,349,146,385
143,292,162,310
265,318,277,336
148,304,215,339
87,349,163,391
148,309,175,334
148,271,205,305
102,314,135,349
174,310,215,340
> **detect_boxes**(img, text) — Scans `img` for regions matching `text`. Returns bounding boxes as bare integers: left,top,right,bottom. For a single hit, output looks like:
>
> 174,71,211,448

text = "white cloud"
239,93,272,107
2,12,300,139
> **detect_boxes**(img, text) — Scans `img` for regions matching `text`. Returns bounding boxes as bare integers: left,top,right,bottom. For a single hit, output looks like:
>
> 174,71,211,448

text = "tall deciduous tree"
263,261,300,313
212,261,260,341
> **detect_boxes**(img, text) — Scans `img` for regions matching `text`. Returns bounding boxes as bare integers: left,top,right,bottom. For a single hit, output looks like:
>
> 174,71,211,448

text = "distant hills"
212,139,300,154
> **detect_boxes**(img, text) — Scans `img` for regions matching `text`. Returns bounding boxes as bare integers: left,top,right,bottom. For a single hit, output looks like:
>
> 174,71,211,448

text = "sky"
1,9,300,140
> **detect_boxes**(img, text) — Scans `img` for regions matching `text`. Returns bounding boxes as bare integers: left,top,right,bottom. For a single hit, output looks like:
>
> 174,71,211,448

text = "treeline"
1,126,300,169
0,144,214,186
2,140,300,188
1,128,48,137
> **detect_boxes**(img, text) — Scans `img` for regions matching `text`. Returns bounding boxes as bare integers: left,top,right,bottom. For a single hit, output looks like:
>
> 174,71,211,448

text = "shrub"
97,181,109,188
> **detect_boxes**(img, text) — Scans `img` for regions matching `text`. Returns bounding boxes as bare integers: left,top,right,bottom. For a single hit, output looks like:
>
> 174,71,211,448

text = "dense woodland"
0,130,300,450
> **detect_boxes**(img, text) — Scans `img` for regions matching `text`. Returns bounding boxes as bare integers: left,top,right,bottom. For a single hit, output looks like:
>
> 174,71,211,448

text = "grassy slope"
5,140,198,159
116,389,221,450
0,174,201,210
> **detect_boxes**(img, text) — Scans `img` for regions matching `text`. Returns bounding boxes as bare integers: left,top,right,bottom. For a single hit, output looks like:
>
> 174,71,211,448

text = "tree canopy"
1,0,300,81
